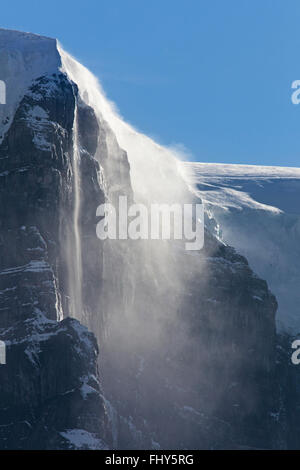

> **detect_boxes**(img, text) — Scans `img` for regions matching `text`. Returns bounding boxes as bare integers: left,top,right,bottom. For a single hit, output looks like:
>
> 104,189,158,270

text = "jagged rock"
0,314,108,449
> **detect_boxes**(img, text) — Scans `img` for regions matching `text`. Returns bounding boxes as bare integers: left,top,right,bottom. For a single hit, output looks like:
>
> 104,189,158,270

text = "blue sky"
1,0,300,166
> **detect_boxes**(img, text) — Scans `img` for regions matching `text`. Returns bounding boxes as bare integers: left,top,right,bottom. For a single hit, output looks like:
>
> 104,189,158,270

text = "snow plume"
58,44,191,206
57,46,275,448
58,42,201,334
57,45,222,447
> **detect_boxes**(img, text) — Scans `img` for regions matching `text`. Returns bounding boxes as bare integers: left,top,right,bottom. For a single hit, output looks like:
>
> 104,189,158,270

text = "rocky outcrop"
0,71,109,449
0,314,108,449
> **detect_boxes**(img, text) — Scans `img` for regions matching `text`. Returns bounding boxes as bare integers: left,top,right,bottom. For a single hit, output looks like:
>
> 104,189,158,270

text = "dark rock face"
0,315,108,449
0,72,109,449
177,235,278,449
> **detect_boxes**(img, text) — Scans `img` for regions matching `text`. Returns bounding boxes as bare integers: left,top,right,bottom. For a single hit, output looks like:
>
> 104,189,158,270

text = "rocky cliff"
0,64,109,448
0,30,290,450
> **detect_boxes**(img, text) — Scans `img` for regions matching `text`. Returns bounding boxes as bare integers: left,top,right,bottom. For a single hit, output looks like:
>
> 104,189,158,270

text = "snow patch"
60,429,108,450
0,29,61,144
0,260,51,276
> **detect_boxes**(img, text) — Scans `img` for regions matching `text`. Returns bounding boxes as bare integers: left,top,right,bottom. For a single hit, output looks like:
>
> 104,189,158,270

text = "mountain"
182,162,300,332
0,29,296,449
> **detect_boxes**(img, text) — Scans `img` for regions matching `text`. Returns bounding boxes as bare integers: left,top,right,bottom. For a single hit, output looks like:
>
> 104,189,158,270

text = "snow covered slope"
0,29,60,144
183,162,300,332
